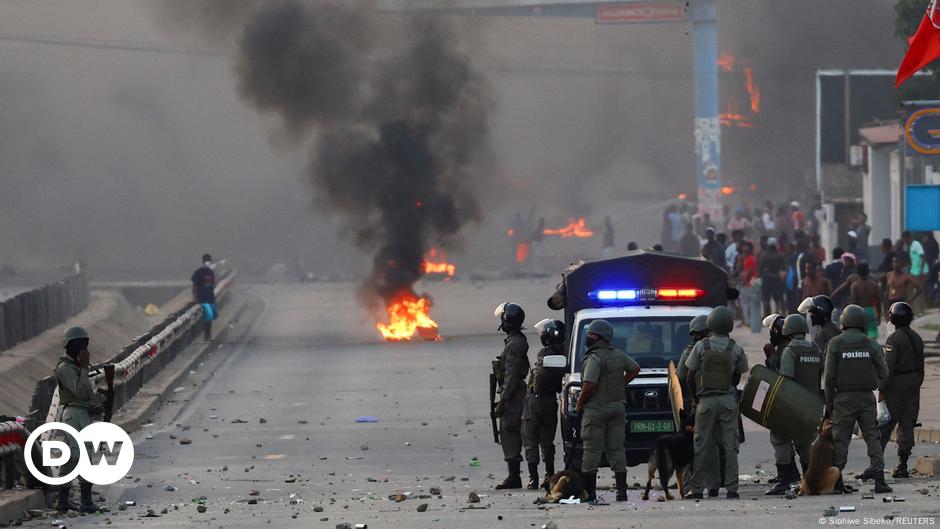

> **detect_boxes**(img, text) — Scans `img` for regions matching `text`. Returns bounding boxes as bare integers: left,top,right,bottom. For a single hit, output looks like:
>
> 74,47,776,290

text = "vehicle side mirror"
726,288,740,301
543,355,567,369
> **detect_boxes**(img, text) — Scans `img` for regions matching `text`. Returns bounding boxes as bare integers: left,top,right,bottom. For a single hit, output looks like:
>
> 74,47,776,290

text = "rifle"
489,365,500,445
94,364,116,423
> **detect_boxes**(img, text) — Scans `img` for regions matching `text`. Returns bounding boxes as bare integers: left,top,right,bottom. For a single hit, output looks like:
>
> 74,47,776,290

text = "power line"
0,32,226,57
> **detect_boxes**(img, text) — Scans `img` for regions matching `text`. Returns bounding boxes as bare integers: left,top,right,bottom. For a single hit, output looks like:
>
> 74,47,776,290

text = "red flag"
896,0,940,87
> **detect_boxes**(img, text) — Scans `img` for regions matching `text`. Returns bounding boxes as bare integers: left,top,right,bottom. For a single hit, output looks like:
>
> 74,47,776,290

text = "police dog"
535,470,589,504
799,418,840,495
642,413,695,501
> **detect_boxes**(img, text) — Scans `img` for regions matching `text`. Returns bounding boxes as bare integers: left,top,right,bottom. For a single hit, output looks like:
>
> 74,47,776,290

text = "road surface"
32,281,940,529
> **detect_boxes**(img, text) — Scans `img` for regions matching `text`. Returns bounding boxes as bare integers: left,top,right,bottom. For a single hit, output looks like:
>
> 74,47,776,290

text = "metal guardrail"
0,420,30,491
2,262,235,491
0,270,89,352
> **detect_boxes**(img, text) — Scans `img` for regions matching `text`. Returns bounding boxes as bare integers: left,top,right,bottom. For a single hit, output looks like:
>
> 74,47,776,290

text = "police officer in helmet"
800,295,841,362
878,302,924,479
575,319,640,502
766,314,822,495
684,306,749,499
54,326,100,513
761,313,795,486
676,314,719,496
522,319,567,489
492,302,530,489
824,304,891,493
761,314,786,372
677,315,709,414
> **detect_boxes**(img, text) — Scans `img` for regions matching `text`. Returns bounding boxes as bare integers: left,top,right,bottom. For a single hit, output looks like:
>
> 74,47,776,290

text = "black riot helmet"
762,313,786,347
888,301,914,328
494,302,525,333
807,295,834,326
534,318,566,346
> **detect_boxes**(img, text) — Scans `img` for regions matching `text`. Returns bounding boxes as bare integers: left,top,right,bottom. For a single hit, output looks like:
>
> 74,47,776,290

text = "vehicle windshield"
574,317,694,372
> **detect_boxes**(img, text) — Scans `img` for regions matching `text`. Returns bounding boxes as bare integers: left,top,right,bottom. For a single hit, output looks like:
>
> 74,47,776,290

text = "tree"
896,0,940,100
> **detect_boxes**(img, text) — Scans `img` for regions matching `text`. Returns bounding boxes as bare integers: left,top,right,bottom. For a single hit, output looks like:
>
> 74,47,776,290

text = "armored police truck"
548,250,736,468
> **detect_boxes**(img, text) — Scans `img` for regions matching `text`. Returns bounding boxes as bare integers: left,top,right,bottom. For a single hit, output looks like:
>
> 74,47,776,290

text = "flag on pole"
896,0,940,88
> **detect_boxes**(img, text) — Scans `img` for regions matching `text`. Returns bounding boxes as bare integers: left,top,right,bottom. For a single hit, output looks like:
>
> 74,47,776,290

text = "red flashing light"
657,288,703,300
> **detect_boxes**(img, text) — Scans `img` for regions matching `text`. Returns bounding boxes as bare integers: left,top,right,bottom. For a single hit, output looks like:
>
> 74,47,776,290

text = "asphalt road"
33,281,940,529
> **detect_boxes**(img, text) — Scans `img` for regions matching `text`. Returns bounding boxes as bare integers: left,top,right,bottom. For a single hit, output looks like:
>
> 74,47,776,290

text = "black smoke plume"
180,0,493,312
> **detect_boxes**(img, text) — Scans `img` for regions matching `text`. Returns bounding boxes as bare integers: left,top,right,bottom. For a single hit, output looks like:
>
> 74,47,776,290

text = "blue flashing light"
591,289,638,302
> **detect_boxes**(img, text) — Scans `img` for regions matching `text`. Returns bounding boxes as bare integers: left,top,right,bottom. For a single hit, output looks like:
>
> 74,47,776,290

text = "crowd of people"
661,200,940,337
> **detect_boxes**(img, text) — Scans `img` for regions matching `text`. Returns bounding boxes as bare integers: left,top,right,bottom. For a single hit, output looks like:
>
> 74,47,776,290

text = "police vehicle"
548,251,736,468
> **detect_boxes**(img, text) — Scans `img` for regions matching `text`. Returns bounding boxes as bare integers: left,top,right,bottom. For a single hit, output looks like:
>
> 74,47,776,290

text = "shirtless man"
886,256,920,309
848,263,882,338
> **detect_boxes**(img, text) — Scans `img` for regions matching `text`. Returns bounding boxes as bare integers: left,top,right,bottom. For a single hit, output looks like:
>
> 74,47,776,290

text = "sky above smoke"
0,0,904,277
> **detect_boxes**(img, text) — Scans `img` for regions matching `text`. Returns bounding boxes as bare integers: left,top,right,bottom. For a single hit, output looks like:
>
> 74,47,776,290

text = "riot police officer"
574,319,640,502
824,304,891,493
684,306,749,500
766,314,822,495
761,313,794,487
54,326,99,513
802,295,841,362
493,302,530,489
676,314,718,495
761,314,786,372
677,315,709,413
522,319,567,489
878,302,924,479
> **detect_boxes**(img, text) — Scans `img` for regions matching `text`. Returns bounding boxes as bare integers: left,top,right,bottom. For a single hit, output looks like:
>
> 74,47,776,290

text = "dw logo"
24,422,134,485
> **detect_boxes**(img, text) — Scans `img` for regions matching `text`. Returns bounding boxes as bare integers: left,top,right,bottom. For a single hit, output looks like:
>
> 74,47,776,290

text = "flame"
718,52,760,128
376,291,440,341
717,51,735,72
543,217,594,238
506,228,515,237
422,248,456,278
515,242,529,263
744,66,760,113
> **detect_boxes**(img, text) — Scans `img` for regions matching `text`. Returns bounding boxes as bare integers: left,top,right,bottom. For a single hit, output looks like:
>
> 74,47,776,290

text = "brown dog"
799,418,841,495
535,470,589,504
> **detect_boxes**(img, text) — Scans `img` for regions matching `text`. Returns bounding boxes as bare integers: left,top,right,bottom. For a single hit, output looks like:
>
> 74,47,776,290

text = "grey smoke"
232,1,492,308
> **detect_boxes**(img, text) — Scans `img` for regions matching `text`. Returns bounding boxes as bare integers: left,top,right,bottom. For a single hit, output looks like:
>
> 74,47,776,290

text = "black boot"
584,471,597,503
834,475,855,494
765,464,791,495
892,457,909,479
789,460,801,483
496,461,522,490
527,463,539,490
856,467,880,481
79,482,98,514
544,459,555,479
56,485,72,513
873,476,893,494
615,472,629,502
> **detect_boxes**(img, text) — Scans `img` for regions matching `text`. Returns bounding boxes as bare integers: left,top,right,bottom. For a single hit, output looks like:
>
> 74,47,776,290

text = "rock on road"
32,281,940,529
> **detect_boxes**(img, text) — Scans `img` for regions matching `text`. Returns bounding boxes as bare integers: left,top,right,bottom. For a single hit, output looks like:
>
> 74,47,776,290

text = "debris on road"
823,506,838,516
355,416,379,423
417,503,429,512
468,492,481,503
469,457,480,467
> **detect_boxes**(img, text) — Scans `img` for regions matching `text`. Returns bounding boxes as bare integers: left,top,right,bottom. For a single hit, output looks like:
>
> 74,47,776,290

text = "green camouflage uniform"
824,328,888,472
814,321,841,364
523,343,565,467
685,335,749,494
879,327,924,458
498,331,529,463
54,355,95,484
580,343,639,474
772,336,821,469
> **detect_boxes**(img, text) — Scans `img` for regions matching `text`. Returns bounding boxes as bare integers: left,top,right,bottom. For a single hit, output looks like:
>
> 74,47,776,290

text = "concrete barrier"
0,271,88,353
